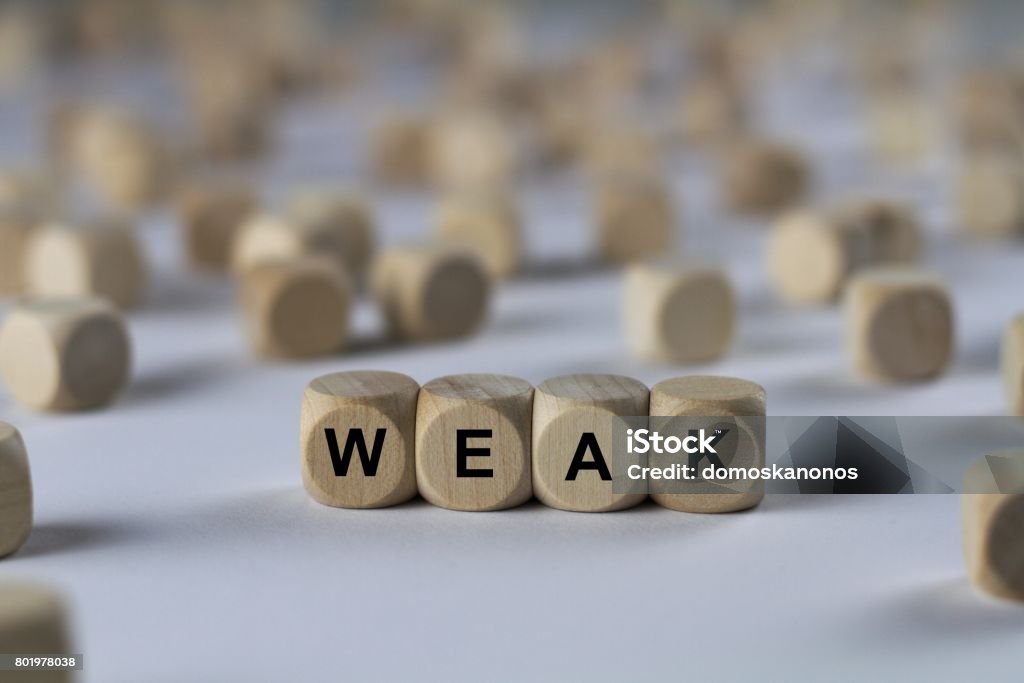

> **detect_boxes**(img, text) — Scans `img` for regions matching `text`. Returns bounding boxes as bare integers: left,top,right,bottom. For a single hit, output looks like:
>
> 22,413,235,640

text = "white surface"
2,37,1024,683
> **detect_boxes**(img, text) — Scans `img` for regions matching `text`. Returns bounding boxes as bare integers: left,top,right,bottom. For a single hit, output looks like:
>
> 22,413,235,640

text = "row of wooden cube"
301,371,766,513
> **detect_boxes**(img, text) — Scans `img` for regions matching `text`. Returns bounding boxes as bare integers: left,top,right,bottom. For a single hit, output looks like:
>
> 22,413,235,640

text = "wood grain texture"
722,139,808,215
1002,314,1024,416
957,154,1024,238
301,371,419,509
0,582,71,683
533,374,648,512
650,375,766,513
594,175,676,264
768,200,921,305
962,451,1024,601
435,191,522,278
0,297,132,412
371,243,491,342
845,267,953,382
240,258,352,359
0,422,31,559
416,374,533,511
177,180,257,272
624,260,735,364
23,219,147,309
287,190,376,282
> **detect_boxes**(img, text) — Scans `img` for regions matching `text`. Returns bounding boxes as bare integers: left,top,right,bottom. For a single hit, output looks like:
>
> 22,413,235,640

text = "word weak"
300,371,767,513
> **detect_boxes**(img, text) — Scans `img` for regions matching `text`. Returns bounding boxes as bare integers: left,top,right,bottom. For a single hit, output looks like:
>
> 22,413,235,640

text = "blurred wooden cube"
0,297,132,412
0,583,72,683
957,154,1024,238
371,243,491,342
177,180,257,272
594,175,676,264
435,191,522,278
23,219,147,309
623,260,735,364
722,139,809,215
962,450,1024,601
0,421,31,559
845,267,953,382
239,258,352,359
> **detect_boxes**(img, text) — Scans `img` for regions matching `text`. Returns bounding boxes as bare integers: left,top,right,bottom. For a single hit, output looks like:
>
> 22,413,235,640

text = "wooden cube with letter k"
300,371,419,508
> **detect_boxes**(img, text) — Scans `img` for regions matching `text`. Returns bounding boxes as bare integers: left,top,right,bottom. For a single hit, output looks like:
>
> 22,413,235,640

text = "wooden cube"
371,243,491,342
533,374,648,512
595,175,676,264
962,450,1024,601
867,93,935,166
0,297,131,412
1002,314,1024,416
0,422,31,558
957,155,1024,238
768,200,921,305
239,258,352,359
232,200,373,279
177,180,257,272
623,261,736,364
584,126,660,178
301,371,419,509
287,191,376,282
845,267,953,382
67,107,169,210
416,374,533,511
23,220,147,309
430,111,515,191
435,191,522,278
0,583,71,683
650,375,766,513
0,208,34,295
370,116,433,186
680,77,746,146
722,139,809,215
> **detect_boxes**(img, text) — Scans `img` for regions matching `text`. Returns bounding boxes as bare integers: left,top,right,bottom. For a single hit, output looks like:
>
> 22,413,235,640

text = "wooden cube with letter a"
300,371,419,509
532,374,648,512
416,374,533,511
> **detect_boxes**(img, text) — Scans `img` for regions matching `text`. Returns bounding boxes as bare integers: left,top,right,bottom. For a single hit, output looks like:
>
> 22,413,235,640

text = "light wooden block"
371,116,433,185
239,258,352,359
0,297,131,412
584,127,659,178
595,176,676,264
650,375,766,513
680,78,745,145
962,451,1024,601
301,371,419,509
287,191,376,282
722,139,809,215
177,181,257,272
845,267,953,382
0,583,71,683
67,107,168,210
623,261,736,364
768,200,921,305
371,243,491,342
416,374,533,511
1002,314,1024,416
0,209,33,295
430,111,515,191
533,374,648,512
232,200,374,278
23,220,147,309
435,191,522,278
957,155,1024,238
867,93,935,165
0,422,31,558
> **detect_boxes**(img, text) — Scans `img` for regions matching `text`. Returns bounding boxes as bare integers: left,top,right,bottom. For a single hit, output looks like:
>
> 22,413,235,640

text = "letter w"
325,428,386,476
